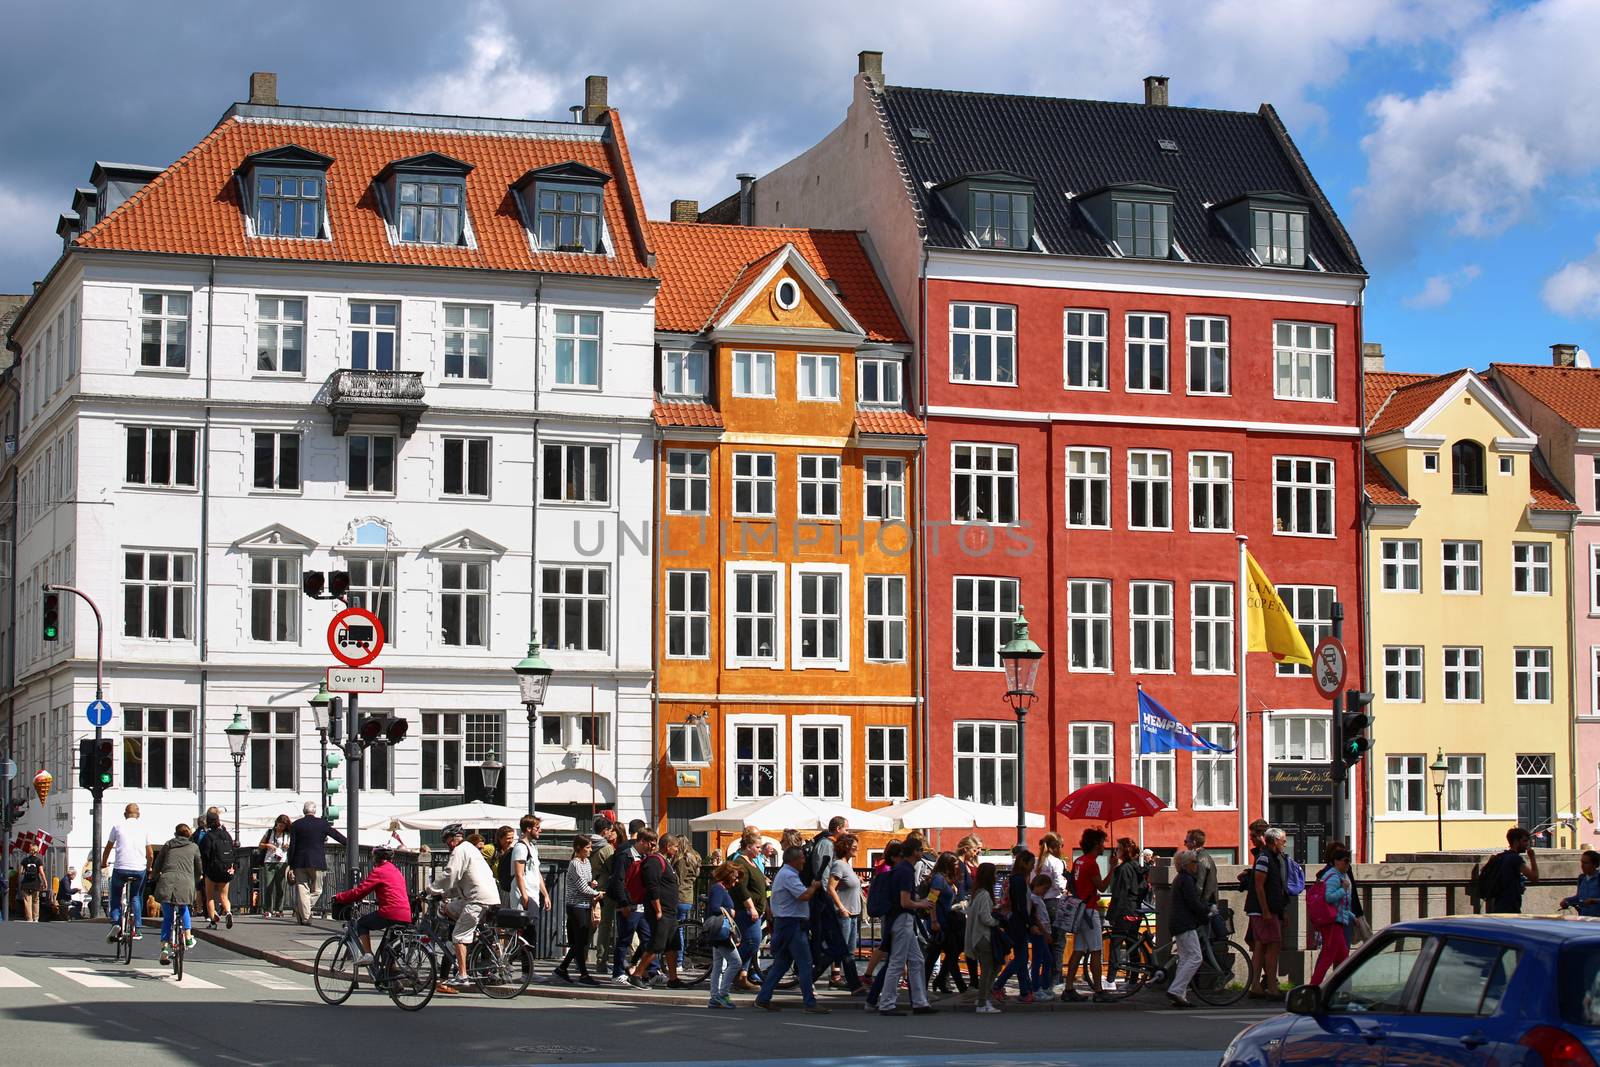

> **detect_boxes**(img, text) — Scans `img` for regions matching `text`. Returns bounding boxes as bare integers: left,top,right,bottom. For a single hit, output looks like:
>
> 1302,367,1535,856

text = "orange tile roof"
1490,362,1600,429
1363,454,1415,507
653,399,723,428
1366,370,1465,434
1363,370,1430,421
75,113,654,279
855,409,926,436
1529,464,1579,512
647,221,907,343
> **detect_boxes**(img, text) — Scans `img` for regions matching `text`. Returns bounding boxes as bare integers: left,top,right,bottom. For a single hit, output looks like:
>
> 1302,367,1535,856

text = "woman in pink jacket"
333,848,413,964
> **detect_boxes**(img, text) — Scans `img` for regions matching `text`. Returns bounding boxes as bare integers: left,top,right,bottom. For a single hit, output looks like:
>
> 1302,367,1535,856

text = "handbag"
1350,916,1373,945
1058,894,1086,936
699,914,732,947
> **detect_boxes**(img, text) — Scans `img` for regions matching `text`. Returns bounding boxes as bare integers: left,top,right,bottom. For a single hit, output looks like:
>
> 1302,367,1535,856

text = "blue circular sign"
86,700,113,727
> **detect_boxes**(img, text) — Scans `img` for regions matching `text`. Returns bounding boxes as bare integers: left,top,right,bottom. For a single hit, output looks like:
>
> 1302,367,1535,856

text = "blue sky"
4,0,1600,375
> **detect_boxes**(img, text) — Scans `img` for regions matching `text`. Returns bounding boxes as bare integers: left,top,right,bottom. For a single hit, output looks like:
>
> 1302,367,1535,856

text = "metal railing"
327,369,426,403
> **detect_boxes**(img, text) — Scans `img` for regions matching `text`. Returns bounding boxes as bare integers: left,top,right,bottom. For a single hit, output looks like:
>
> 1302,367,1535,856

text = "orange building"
648,220,922,850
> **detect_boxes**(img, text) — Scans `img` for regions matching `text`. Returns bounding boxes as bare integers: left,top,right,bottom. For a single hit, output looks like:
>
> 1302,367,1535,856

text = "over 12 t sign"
327,606,385,668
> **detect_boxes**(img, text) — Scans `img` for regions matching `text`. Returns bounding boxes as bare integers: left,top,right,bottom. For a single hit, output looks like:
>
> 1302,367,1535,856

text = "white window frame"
1128,449,1173,531
1129,580,1174,673
953,720,1019,806
540,711,610,752
1186,315,1230,395
1423,453,1440,473
793,715,851,804
1591,544,1600,615
1445,754,1486,814
1068,578,1112,673
1065,446,1111,529
540,564,609,654
121,706,196,791
792,564,849,670
1189,452,1233,533
1442,540,1482,595
348,300,398,371
665,569,711,660
122,549,196,642
252,430,302,494
952,443,1019,525
541,441,610,506
139,290,190,371
1069,722,1114,792
343,557,397,645
1191,581,1234,675
1131,724,1175,805
949,302,1017,386
732,350,776,398
953,575,1019,671
1443,646,1483,704
346,433,397,496
1270,715,1330,762
1272,321,1335,402
666,450,711,516
666,722,711,766
553,310,601,389
1514,647,1553,703
864,574,907,664
1512,542,1551,596
1063,308,1108,390
797,353,840,402
248,707,298,791
443,303,492,382
440,560,489,648
1381,539,1422,593
249,555,300,644
1499,455,1515,476
1383,646,1424,703
857,357,904,406
727,715,784,801
725,562,784,668
1276,585,1335,677
866,725,909,802
255,295,306,377
864,456,906,521
1593,646,1600,714
441,436,490,499
797,455,842,520
732,452,776,517
1386,755,1426,814
1125,311,1170,393
1192,724,1236,810
662,349,707,398
1273,456,1335,537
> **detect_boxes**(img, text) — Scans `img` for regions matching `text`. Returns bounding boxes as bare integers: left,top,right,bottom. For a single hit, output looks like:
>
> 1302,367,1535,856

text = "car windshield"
1559,943,1600,1028
1328,935,1428,1014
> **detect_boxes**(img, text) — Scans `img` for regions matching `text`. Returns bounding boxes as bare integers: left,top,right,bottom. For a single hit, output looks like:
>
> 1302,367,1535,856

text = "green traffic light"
98,772,112,785
43,626,57,640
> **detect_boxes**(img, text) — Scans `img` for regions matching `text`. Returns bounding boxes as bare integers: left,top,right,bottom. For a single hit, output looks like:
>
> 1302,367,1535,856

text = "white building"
2,72,660,878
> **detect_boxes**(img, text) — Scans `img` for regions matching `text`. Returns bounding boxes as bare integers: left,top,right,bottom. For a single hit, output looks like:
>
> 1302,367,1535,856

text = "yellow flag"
1245,550,1313,666
1583,807,1594,825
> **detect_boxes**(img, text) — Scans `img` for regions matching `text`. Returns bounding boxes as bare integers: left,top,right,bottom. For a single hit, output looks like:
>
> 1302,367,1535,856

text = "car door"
1382,936,1522,1066
1279,933,1431,1066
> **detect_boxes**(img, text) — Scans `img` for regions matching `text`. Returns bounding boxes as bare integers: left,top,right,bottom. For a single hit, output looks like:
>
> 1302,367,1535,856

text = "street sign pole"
48,583,106,918
1328,602,1346,850
345,692,360,888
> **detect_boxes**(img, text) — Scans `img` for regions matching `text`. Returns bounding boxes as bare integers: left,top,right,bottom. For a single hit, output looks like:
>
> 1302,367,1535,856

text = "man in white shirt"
512,815,550,957
101,804,153,941
428,823,500,994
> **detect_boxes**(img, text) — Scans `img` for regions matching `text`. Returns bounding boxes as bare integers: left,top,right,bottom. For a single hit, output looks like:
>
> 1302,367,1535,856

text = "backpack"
1474,853,1509,903
801,833,830,886
496,849,515,892
1284,857,1306,897
624,853,663,905
866,868,895,919
1305,879,1336,928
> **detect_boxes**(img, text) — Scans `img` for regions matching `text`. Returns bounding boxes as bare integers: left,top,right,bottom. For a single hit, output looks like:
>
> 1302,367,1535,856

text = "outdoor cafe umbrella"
376,800,577,832
875,793,1046,851
1055,782,1166,824
688,792,893,833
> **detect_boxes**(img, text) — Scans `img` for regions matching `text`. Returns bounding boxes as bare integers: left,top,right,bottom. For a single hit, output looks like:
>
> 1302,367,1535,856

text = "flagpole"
1136,682,1145,850
1237,534,1249,863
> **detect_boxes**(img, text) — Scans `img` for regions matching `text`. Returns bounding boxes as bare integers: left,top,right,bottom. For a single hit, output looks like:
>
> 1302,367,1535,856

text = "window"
347,434,396,495
662,350,706,397
1499,455,1515,476
797,723,845,801
1270,716,1329,761
248,709,297,790
954,576,1018,669
440,561,488,648
1592,545,1600,614
122,706,194,790
1381,539,1422,592
730,569,780,664
954,721,1018,806
254,174,322,238
1444,647,1483,703
1451,440,1486,494
1132,724,1175,804
541,442,609,505
1068,579,1112,672
665,570,710,659
1065,447,1111,528
397,179,464,245
1125,312,1169,392
1418,940,1520,1018
1273,457,1334,536
253,431,301,492
732,722,780,799
666,450,710,515
797,353,840,401
443,304,491,381
256,296,305,374
1386,755,1426,813
541,565,608,652
972,189,1032,249
1187,316,1229,394
422,712,501,793
249,556,299,643
1069,723,1114,791
864,457,905,521
541,712,608,750
441,437,490,498
1513,543,1550,595
1327,936,1429,1015
123,550,195,640
1193,725,1235,809
554,311,600,388
1130,581,1174,672
732,453,776,517
774,279,801,310
798,455,841,519
1276,585,1334,677
858,358,902,405
1114,199,1171,258
732,351,775,397
345,558,395,641
953,443,1018,524
535,185,603,252
865,575,907,662
1192,582,1234,674
1128,450,1172,530
796,570,844,665
1272,322,1334,401
1442,541,1482,594
866,726,909,801
1064,309,1108,389
950,303,1016,385
1383,646,1424,702
125,426,197,489
349,301,397,371
1515,647,1552,702
1190,453,1233,532
1445,755,1485,813
139,291,189,369
1253,209,1306,267
666,723,710,766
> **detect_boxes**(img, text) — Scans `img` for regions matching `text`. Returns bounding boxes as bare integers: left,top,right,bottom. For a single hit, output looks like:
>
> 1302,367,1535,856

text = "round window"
774,279,801,310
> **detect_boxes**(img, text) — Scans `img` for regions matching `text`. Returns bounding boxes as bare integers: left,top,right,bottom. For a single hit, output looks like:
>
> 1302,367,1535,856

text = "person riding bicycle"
102,803,153,942
333,847,412,965
427,823,500,995
150,823,201,966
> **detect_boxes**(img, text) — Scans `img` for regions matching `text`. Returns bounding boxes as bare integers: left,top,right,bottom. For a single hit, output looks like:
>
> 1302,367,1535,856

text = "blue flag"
1137,689,1234,754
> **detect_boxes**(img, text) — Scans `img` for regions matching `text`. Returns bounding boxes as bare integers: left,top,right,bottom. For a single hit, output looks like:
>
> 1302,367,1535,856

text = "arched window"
1451,440,1486,494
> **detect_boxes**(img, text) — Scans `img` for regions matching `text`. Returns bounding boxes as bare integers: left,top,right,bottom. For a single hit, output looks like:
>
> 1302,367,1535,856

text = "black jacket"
287,815,346,870
1170,869,1209,936
607,842,637,906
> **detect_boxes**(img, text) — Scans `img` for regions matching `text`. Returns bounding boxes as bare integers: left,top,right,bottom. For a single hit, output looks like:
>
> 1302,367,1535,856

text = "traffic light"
42,591,60,641
6,795,26,824
301,571,326,599
1339,690,1375,769
358,714,385,747
328,570,350,599
355,713,408,748
384,717,408,745
94,739,115,790
78,737,97,791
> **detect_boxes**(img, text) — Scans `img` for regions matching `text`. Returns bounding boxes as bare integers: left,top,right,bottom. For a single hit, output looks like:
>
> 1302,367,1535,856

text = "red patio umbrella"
1055,782,1167,824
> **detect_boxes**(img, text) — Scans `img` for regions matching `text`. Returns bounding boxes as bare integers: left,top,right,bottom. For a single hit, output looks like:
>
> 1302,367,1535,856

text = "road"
0,919,1256,1066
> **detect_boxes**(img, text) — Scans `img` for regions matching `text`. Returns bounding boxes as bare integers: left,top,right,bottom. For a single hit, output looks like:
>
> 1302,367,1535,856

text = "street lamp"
479,750,504,795
1429,748,1449,852
224,711,252,841
999,607,1044,851
309,682,338,818
512,639,554,814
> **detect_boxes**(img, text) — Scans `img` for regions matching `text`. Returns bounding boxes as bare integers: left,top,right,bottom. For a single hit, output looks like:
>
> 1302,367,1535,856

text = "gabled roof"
876,85,1363,274
1488,362,1600,430
1364,370,1430,423
1366,371,1461,434
647,221,907,343
1366,368,1537,445
1363,454,1415,507
74,113,654,279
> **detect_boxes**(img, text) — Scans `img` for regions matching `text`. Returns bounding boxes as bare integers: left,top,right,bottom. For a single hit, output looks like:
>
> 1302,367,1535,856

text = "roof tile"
1529,464,1579,512
855,409,926,436
1490,362,1600,429
1366,371,1464,434
1363,454,1415,507
653,400,723,428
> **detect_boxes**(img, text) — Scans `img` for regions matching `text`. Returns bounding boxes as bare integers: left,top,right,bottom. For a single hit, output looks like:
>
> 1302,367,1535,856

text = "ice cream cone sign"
33,769,52,803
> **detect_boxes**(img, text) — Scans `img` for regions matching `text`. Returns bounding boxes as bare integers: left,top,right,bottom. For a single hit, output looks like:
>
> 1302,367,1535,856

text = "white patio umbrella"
376,800,577,832
688,792,893,833
876,794,1045,832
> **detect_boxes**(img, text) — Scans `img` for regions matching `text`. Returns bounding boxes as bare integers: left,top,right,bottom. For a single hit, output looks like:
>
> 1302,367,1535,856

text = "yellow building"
1364,368,1577,857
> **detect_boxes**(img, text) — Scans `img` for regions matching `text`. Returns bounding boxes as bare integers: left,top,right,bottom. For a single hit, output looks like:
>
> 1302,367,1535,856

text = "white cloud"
1543,234,1600,316
1402,263,1480,309
402,5,561,120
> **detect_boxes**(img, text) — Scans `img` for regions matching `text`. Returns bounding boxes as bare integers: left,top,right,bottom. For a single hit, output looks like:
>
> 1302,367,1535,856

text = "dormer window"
1215,192,1311,269
378,153,472,247
1078,184,1177,260
513,162,613,254
237,145,333,240
934,173,1036,251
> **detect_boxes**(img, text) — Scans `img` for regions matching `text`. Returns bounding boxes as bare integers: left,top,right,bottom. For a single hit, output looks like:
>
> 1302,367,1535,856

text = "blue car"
1221,914,1600,1066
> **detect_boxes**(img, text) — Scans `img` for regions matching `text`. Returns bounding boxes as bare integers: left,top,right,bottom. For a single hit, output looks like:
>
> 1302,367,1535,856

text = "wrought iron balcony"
324,369,428,438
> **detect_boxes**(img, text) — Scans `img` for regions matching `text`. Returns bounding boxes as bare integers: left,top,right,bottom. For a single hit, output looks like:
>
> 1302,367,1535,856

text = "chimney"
1143,75,1169,107
670,199,700,223
583,75,609,124
736,173,755,226
858,50,884,88
1362,342,1385,372
249,71,278,106
1553,342,1580,367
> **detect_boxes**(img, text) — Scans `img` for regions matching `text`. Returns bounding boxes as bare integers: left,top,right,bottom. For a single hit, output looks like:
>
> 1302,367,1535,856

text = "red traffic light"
384,717,409,745
358,715,385,745
329,571,350,598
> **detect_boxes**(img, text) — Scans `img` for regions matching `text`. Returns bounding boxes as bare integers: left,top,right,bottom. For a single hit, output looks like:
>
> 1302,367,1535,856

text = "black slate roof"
879,86,1363,275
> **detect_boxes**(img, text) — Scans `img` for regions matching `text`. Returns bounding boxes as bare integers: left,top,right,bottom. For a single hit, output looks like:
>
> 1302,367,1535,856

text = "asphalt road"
0,919,1254,1066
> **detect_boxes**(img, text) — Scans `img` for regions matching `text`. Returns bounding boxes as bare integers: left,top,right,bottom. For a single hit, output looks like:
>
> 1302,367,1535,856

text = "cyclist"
102,803,154,942
332,847,412,965
150,823,201,966
427,823,499,994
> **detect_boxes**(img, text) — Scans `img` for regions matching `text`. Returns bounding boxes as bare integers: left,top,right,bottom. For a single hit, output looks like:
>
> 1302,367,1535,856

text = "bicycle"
313,901,437,1011
112,879,137,965
1096,920,1255,1006
166,904,190,981
415,896,534,999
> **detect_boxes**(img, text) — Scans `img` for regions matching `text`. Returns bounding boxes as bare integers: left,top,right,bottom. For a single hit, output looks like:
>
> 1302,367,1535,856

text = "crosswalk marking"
222,967,305,990
51,967,131,988
0,966,40,988
133,967,222,989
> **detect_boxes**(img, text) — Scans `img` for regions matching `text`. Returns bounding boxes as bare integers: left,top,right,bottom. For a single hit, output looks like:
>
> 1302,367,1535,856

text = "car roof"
1389,914,1600,947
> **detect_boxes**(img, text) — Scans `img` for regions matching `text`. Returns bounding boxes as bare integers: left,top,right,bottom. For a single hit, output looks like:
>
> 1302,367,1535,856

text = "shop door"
1269,799,1332,866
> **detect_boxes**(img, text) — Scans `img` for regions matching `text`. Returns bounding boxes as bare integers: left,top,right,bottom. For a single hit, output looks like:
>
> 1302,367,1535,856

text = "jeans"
810,903,862,989
995,920,1032,996
736,911,763,979
841,915,860,956
876,912,929,1011
160,903,191,943
674,901,693,968
260,864,287,914
1170,929,1204,1000
708,943,740,1003
758,915,817,1006
109,869,146,929
612,908,652,977
1027,932,1051,990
